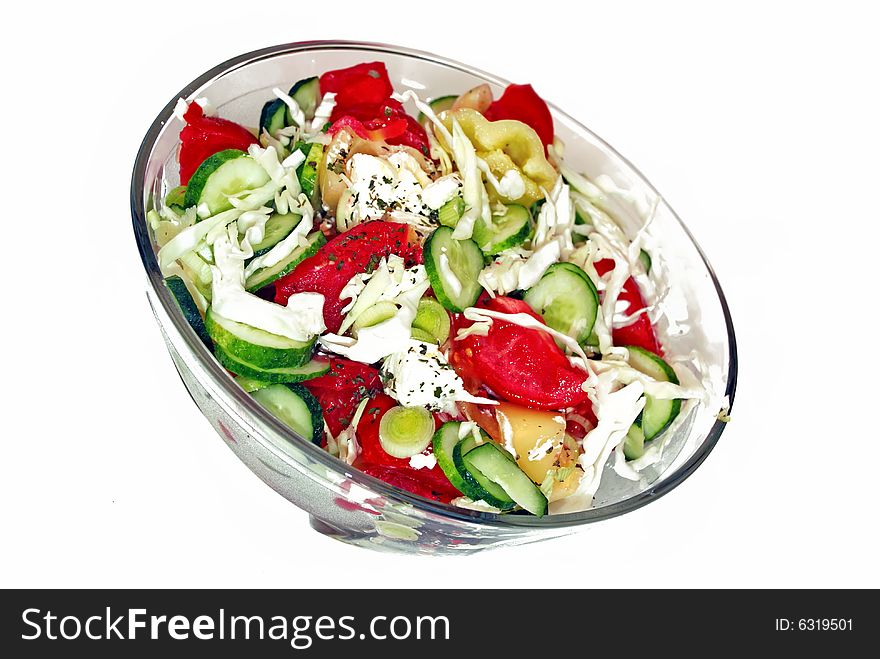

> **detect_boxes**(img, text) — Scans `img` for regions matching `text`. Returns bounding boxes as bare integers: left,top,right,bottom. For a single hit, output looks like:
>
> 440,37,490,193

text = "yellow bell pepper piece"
439,108,558,207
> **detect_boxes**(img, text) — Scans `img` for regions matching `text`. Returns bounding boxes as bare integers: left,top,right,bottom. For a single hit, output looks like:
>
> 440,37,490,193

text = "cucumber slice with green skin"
184,149,270,216
165,275,211,348
248,213,302,259
164,185,187,211
298,141,323,202
471,204,533,255
451,436,516,510
251,383,324,445
289,76,320,122
259,98,288,137
178,250,213,302
463,443,548,516
214,344,330,383
434,422,514,509
437,197,464,228
626,345,682,441
352,301,398,332
459,435,517,463
417,95,457,124
206,308,315,369
523,262,600,343
433,422,483,495
379,406,435,458
423,226,484,313
623,424,646,460
234,375,273,393
627,345,676,382
457,435,482,454
244,230,326,292
582,331,599,351
412,297,451,344
639,249,652,273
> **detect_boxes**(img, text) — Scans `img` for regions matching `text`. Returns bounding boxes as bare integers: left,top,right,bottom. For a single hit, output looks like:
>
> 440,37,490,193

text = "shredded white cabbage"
309,92,337,133
336,397,370,465
210,227,325,342
549,377,646,514
450,118,491,240
337,256,427,335
320,272,430,364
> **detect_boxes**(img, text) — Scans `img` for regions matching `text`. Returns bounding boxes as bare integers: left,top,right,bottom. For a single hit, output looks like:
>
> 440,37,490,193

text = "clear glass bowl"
131,41,737,554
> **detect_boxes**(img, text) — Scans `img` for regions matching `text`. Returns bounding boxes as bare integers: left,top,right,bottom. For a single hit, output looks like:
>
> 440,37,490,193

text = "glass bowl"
131,41,737,554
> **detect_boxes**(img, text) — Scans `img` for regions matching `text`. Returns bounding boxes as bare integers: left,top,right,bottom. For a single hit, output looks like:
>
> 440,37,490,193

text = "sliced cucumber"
164,185,187,211
418,95,457,124
460,435,516,464
165,275,211,348
627,345,676,382
297,141,323,201
471,204,533,255
412,297,451,344
626,346,681,442
289,76,320,122
462,443,548,516
178,250,213,302
457,435,484,455
259,98,288,137
244,230,326,292
524,262,599,343
352,301,398,333
252,383,323,445
214,344,329,383
184,149,270,216
206,308,315,369
452,440,516,510
623,424,646,461
433,422,476,494
639,248,652,273
378,406,435,458
437,197,464,228
234,375,273,394
247,213,302,259
434,422,512,509
423,226,484,313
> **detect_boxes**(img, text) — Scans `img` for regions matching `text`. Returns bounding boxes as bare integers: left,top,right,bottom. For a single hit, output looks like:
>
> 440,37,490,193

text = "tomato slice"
303,358,382,438
594,259,661,355
450,296,590,410
320,62,394,115
364,117,408,143
178,102,258,185
274,221,422,333
306,357,382,393
458,401,502,443
485,83,554,149
327,116,370,140
330,99,430,155
392,112,431,155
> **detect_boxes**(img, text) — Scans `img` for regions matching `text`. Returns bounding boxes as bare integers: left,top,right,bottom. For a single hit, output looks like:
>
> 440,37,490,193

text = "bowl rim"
131,39,738,530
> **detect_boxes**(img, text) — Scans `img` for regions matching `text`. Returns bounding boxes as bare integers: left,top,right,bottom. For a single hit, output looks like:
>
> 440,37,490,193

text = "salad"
150,61,703,517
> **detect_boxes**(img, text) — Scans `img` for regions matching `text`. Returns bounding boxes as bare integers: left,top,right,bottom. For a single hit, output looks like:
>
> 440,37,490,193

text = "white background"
2,0,877,588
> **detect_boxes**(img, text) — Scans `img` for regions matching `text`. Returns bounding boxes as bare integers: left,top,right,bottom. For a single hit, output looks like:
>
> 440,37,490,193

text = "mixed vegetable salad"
150,61,703,516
